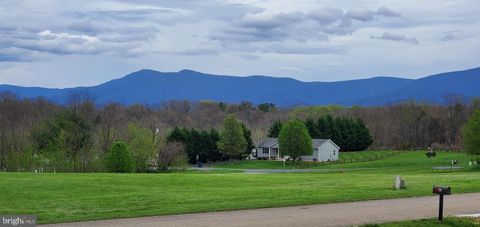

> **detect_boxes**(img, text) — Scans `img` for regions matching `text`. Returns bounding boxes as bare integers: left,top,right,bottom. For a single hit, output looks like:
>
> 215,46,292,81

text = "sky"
0,0,479,88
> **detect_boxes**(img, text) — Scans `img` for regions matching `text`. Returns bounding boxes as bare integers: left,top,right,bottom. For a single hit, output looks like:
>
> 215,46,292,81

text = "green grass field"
339,150,401,161
212,150,467,171
212,150,403,169
0,151,478,224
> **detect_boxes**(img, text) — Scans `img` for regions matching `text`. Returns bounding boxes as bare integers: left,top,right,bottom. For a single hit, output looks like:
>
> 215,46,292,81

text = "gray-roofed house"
255,138,340,162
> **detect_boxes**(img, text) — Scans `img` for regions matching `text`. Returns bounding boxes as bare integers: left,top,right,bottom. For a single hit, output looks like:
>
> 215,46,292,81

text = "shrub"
158,142,188,171
106,141,135,173
463,110,480,156
425,151,437,158
126,123,156,173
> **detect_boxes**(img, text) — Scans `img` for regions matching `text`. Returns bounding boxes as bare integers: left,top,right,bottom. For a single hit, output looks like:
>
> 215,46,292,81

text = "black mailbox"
433,185,451,221
433,186,451,195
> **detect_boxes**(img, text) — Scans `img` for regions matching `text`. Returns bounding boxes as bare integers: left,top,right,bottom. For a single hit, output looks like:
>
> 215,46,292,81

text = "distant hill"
1,67,479,106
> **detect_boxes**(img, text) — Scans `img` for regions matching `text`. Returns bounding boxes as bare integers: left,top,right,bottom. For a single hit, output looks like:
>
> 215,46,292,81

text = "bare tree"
98,103,124,153
157,142,187,171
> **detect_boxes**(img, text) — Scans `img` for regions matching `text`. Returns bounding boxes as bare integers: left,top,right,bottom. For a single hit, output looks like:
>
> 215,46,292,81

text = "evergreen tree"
241,123,255,156
316,117,329,138
356,118,373,151
208,129,223,161
167,127,186,142
334,117,347,150
348,118,360,151
187,128,202,163
305,118,320,138
325,115,338,143
268,120,283,137
303,115,373,151
167,127,223,163
258,103,276,112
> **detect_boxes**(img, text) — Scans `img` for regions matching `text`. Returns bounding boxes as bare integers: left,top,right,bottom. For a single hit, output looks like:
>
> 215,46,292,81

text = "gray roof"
257,138,279,148
257,138,335,148
312,139,329,147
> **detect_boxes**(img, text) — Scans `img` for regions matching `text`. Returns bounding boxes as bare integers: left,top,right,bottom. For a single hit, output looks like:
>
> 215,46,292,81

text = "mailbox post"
196,155,201,168
432,186,451,221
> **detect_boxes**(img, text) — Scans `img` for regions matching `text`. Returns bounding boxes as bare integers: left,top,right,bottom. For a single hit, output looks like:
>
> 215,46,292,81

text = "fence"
296,150,411,169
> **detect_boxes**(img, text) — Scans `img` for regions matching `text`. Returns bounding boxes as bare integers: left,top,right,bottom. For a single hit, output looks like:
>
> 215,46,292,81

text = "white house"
256,138,340,162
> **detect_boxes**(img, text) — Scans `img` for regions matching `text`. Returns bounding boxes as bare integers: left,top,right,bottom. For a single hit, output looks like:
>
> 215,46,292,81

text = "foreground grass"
1,152,478,224
362,217,480,226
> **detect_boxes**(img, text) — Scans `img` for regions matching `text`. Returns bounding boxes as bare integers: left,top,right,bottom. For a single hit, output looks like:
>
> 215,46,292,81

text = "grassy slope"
212,151,468,171
313,151,472,171
0,152,478,224
340,150,400,161
212,150,401,169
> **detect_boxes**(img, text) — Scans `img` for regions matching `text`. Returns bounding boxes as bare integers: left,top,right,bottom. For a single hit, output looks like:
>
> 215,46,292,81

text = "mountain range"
1,67,479,106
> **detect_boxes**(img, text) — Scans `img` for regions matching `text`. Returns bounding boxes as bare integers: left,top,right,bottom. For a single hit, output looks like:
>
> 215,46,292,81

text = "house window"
333,150,336,155
263,148,269,154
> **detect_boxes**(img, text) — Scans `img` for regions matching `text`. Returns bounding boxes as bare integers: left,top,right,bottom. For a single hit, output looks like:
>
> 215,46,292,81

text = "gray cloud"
344,6,401,22
0,48,33,62
165,48,220,56
1,0,479,88
0,29,144,56
345,8,376,21
306,8,344,24
0,1,405,59
371,32,418,44
377,7,402,18
253,44,345,55
210,7,402,44
0,0,265,61
208,6,402,55
441,34,456,42
238,54,261,61
70,8,198,26
109,0,264,22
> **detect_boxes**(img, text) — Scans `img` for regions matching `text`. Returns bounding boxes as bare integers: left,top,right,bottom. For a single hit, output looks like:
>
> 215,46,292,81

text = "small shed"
256,138,340,162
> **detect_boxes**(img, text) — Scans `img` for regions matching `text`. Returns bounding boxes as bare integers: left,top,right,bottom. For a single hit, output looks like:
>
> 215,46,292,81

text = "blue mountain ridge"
1,67,479,106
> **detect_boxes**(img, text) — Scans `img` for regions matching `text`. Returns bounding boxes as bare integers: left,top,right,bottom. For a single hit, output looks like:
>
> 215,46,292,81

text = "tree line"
166,116,254,163
0,91,479,172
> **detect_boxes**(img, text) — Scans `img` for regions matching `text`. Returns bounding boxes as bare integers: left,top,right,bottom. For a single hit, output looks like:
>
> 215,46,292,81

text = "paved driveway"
42,192,480,227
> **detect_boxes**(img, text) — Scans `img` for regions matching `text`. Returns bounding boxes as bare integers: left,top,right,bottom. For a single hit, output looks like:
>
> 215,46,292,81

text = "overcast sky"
1,0,479,88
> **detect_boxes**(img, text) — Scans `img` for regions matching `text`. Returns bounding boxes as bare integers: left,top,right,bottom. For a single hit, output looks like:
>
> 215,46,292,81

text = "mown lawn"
340,150,401,161
212,151,471,172
313,151,473,172
0,151,479,224
212,150,404,169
